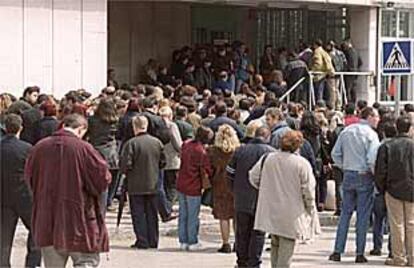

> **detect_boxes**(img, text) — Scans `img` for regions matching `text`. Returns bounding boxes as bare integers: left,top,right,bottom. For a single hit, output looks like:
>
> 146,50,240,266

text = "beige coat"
249,151,316,240
311,46,335,81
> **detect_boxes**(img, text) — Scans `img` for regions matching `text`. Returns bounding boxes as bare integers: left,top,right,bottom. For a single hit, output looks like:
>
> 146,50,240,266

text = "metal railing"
279,71,374,109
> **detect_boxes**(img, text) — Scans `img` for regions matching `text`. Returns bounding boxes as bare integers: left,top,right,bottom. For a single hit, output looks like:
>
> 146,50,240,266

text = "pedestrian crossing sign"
382,40,412,75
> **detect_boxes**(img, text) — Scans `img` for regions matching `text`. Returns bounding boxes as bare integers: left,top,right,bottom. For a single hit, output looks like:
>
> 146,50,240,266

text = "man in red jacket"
25,114,111,267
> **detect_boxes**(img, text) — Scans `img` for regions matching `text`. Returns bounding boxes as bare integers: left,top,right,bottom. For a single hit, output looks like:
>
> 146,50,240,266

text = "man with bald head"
227,127,276,268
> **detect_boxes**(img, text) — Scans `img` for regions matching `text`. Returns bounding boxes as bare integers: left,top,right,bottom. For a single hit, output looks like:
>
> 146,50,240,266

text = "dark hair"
280,131,304,153
314,39,323,47
22,86,40,98
373,102,381,109
215,102,227,116
142,97,158,109
300,111,320,135
40,100,57,117
195,126,213,144
404,103,414,113
357,100,368,111
239,98,251,111
344,103,356,115
224,98,235,109
382,121,397,138
360,107,376,120
37,94,49,105
176,105,188,118
127,98,140,112
264,91,276,105
396,115,412,134
95,98,118,123
4,113,23,134
62,114,88,129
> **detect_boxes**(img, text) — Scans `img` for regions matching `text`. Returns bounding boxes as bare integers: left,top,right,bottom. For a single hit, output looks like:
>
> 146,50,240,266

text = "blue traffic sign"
382,40,412,75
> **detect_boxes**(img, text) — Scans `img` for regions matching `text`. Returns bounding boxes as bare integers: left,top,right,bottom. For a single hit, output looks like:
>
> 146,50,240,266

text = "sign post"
381,40,413,115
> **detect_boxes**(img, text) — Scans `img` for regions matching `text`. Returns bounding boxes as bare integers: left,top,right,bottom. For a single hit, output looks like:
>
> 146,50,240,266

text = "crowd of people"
1,39,413,268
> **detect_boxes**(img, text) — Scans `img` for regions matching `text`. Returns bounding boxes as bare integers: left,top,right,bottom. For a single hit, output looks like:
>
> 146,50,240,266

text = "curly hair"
214,124,240,153
280,130,304,153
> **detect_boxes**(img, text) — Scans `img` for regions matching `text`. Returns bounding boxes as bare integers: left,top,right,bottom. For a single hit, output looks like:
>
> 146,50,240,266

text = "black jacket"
375,135,414,202
208,115,244,139
1,135,33,207
227,138,276,214
21,107,42,144
34,116,59,144
141,110,171,144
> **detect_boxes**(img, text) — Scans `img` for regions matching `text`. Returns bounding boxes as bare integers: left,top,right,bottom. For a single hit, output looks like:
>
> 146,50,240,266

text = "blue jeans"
158,171,172,221
314,79,326,101
333,171,375,255
178,192,201,245
373,193,391,252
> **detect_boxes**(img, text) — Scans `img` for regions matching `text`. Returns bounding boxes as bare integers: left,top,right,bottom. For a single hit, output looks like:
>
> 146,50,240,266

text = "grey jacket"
120,133,165,195
164,121,182,170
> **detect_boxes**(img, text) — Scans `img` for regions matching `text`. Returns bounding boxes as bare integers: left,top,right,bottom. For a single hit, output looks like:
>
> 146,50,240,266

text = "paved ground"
10,207,390,267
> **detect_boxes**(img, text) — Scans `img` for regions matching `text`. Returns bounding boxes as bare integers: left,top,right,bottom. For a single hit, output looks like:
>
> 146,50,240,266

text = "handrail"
279,77,306,102
278,70,375,110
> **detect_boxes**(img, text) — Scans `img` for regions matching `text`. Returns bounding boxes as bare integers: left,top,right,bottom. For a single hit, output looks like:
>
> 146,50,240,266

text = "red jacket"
177,140,212,196
344,115,360,126
25,129,111,253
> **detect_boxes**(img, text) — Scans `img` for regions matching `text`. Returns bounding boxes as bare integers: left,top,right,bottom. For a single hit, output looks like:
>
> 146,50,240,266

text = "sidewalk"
10,208,388,267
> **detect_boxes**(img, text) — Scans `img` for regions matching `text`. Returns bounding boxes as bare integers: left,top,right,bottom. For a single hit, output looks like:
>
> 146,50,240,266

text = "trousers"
1,197,41,268
41,246,99,268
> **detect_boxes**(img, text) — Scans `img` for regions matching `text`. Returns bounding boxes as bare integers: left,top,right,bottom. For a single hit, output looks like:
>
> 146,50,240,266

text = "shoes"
188,243,203,251
180,243,188,251
385,257,407,266
217,243,232,253
130,243,149,249
329,253,341,262
333,210,341,216
317,203,325,212
370,249,382,256
162,213,179,223
356,255,368,263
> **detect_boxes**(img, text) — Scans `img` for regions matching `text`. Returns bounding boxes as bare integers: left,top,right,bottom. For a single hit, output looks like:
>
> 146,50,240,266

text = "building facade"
1,0,414,104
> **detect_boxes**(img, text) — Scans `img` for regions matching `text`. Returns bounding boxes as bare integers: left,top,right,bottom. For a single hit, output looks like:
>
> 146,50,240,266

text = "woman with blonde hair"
208,124,241,253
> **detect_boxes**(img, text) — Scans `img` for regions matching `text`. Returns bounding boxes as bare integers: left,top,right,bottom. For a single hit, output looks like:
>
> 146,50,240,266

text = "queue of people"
0,39,413,268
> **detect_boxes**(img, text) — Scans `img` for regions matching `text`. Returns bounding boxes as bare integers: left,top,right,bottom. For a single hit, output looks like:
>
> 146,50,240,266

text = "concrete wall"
108,2,191,85
348,7,378,104
0,0,107,98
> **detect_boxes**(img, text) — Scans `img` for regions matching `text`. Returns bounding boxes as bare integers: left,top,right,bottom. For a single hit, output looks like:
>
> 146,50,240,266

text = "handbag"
201,188,213,208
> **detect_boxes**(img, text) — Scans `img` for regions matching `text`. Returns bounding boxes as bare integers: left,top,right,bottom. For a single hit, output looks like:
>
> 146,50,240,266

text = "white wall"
348,7,378,104
0,0,107,99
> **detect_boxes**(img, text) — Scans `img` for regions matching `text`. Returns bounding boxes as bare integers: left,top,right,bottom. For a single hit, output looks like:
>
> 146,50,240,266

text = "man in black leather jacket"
375,115,414,267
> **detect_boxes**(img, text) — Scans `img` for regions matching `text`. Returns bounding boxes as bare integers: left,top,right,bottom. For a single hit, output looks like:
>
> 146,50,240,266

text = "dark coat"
88,116,119,169
195,67,213,91
141,110,171,144
34,116,59,144
1,135,33,207
120,133,165,195
375,135,414,202
284,59,308,89
175,119,194,141
208,115,244,139
25,130,111,253
20,106,42,144
118,111,139,144
227,138,276,214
